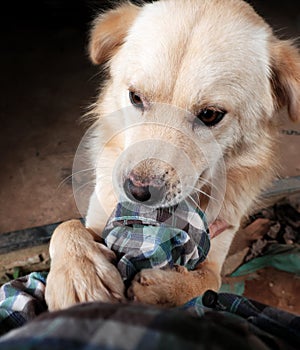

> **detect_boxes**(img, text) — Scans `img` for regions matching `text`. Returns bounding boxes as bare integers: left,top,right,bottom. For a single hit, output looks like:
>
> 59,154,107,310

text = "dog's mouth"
121,172,230,238
121,169,211,209
119,159,215,209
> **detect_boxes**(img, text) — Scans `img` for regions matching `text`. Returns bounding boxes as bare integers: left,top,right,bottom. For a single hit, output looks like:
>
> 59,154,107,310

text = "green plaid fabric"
0,272,48,336
0,273,299,349
102,200,210,282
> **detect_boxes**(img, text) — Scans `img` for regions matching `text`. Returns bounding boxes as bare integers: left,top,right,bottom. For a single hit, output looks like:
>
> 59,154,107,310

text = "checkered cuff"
102,200,210,282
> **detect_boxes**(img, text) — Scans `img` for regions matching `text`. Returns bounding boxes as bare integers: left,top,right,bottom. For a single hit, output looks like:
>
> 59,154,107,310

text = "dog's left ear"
89,3,141,65
270,40,300,122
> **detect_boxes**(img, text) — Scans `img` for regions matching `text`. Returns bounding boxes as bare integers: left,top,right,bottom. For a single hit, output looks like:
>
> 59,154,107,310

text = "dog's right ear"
89,3,140,65
270,39,300,122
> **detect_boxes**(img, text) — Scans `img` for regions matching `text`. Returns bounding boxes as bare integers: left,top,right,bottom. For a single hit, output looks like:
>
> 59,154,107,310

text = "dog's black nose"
124,179,163,204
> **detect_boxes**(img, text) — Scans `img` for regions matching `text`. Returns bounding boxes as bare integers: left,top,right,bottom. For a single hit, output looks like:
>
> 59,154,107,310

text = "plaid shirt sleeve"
1,273,299,349
0,272,48,336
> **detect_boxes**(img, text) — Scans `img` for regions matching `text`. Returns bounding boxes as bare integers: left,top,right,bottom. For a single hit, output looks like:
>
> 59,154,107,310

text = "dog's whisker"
198,176,218,189
72,180,96,197
57,168,96,190
57,176,74,190
191,187,218,202
72,168,96,175
198,176,223,195
187,186,219,202
187,194,201,210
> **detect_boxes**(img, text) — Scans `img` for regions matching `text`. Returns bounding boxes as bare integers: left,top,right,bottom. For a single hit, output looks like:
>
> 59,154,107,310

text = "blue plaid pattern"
0,272,48,336
102,200,210,281
0,273,299,349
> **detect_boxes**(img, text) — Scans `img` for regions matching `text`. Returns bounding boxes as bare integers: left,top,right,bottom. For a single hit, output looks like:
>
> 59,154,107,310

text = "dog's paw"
45,220,126,311
127,264,221,307
127,266,189,307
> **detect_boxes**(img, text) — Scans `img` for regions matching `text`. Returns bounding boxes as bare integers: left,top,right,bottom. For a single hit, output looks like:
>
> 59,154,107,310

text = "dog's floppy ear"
270,40,300,122
89,3,140,65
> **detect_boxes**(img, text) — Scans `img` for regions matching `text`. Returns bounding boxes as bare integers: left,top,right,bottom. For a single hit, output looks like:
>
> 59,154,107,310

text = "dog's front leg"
128,226,238,307
45,190,125,311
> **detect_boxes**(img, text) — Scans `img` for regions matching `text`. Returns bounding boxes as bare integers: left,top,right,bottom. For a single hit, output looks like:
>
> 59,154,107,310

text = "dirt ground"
0,0,299,313
245,268,300,314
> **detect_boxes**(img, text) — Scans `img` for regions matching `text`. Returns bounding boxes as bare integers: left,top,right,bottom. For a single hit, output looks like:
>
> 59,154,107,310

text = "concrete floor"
0,1,98,233
0,0,299,311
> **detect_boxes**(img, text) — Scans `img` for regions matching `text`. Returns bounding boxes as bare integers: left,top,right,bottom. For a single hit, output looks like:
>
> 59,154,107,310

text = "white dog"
46,0,300,310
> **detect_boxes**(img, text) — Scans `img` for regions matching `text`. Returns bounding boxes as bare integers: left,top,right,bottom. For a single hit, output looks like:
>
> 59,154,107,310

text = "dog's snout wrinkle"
129,171,164,188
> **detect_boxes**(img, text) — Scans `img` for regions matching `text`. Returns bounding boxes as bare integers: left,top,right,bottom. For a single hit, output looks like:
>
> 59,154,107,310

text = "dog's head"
88,0,300,212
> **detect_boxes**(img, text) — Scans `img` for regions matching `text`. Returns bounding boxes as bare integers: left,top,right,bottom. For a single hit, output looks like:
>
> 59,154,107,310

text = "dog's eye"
129,91,144,109
196,108,226,127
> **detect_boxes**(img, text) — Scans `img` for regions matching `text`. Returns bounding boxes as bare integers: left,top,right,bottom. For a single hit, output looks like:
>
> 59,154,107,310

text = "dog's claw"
45,220,126,311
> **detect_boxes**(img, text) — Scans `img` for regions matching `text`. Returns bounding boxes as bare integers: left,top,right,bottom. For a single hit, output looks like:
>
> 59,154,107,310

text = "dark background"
0,0,299,233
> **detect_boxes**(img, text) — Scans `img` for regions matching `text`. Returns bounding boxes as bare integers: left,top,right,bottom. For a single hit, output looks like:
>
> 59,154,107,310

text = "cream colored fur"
45,0,300,310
